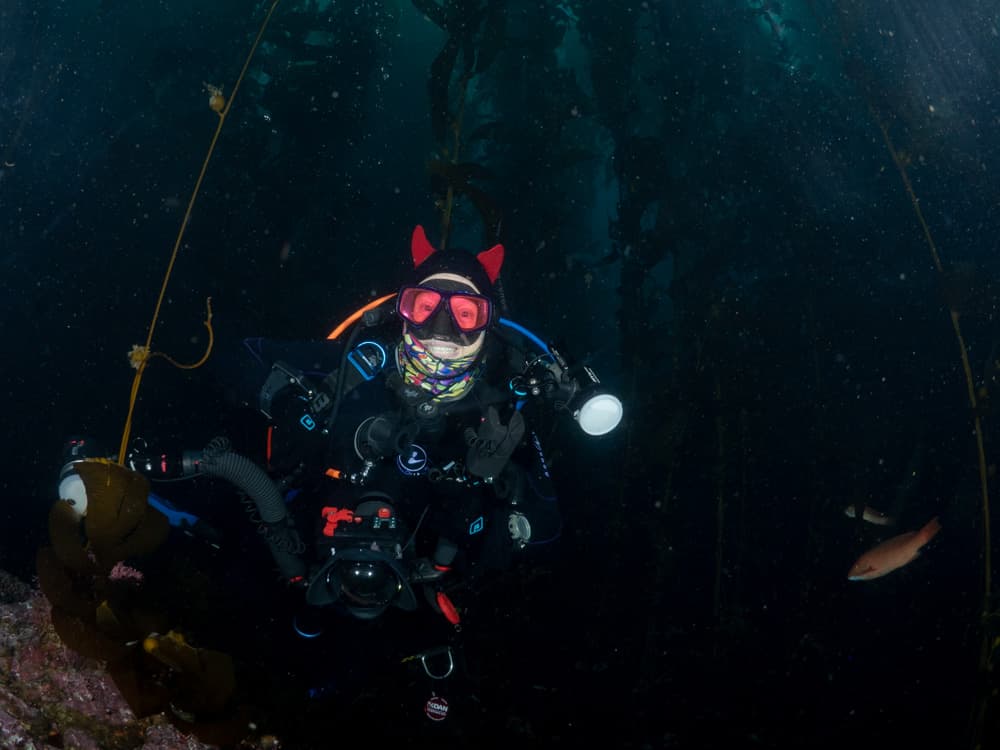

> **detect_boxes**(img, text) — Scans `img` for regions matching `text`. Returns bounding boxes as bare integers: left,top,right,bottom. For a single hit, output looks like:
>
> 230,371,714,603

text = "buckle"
258,361,309,419
347,340,388,381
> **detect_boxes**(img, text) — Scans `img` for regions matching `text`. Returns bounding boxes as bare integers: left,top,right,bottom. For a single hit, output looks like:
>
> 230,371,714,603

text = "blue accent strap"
148,492,200,529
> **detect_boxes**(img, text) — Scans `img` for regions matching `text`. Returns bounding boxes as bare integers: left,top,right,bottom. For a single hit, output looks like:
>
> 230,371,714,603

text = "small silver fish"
844,504,896,526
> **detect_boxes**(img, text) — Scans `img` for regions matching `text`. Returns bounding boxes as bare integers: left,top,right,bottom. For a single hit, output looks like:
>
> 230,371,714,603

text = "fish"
843,504,897,526
847,516,942,581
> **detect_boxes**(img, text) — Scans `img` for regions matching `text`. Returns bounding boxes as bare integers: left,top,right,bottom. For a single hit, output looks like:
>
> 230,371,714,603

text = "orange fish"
847,516,942,581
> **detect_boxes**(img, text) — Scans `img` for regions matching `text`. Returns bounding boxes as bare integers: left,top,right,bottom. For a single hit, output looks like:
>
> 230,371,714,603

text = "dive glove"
465,406,525,480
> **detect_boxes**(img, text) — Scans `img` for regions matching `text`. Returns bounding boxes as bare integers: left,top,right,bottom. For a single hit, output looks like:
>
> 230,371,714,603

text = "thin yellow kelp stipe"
873,111,992,603
871,106,996,749
117,0,283,464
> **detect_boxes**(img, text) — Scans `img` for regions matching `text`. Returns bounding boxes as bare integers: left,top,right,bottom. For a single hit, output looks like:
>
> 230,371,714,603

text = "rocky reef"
0,569,275,750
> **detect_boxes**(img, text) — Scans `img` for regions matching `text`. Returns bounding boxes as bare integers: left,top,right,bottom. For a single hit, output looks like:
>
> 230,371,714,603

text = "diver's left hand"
464,406,525,480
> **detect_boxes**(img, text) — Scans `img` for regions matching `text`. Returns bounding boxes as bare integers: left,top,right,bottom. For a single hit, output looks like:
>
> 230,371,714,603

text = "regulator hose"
199,436,306,583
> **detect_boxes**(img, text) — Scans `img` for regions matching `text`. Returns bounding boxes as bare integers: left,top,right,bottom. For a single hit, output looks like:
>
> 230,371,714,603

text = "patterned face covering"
397,330,480,401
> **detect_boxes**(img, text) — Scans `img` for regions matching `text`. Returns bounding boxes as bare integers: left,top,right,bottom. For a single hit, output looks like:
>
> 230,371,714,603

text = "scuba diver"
57,224,623,725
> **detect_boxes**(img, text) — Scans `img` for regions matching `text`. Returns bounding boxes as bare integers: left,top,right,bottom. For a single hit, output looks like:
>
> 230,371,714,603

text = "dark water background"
3,0,1000,747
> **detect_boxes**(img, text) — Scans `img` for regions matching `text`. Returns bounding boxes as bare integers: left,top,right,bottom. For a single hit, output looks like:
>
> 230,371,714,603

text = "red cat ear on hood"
411,225,437,268
476,243,504,284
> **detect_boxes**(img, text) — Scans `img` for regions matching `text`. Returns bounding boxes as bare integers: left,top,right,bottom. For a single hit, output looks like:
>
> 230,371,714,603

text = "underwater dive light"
566,366,624,437
511,339,623,437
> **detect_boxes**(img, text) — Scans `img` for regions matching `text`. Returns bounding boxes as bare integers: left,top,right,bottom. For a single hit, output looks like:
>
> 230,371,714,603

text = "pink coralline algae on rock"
0,571,270,750
108,561,145,586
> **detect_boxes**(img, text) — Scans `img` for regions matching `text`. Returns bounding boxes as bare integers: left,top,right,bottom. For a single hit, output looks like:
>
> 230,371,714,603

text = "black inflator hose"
198,438,306,582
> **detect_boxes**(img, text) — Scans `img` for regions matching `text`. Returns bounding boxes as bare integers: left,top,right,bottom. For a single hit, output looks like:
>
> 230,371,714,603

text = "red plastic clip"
320,507,355,537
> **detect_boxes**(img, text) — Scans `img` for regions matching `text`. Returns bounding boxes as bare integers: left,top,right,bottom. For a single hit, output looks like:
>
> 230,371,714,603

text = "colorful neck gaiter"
397,332,480,401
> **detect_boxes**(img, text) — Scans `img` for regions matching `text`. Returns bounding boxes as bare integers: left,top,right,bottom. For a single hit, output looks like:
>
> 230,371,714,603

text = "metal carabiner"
419,646,454,680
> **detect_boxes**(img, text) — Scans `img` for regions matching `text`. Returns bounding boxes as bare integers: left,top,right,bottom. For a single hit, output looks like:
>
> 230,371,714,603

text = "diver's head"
397,225,504,361
395,226,504,398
